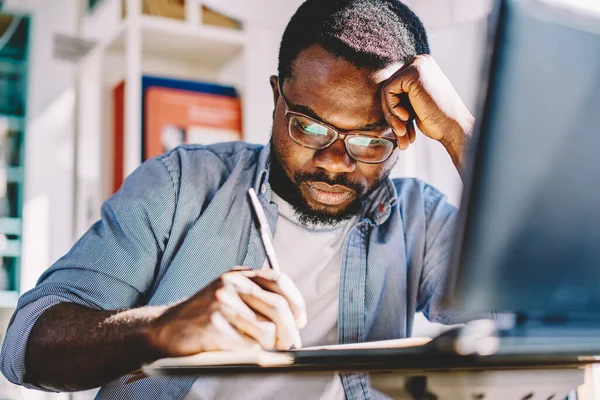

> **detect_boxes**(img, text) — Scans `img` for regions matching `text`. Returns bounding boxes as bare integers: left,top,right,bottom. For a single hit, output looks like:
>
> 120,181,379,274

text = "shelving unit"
107,15,246,67
0,12,29,308
75,0,251,236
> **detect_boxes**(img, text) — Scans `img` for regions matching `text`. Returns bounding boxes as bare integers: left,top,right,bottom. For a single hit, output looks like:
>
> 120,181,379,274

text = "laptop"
445,0,600,350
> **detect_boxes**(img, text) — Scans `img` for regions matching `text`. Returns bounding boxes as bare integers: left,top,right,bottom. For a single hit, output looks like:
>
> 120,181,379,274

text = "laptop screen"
447,0,600,320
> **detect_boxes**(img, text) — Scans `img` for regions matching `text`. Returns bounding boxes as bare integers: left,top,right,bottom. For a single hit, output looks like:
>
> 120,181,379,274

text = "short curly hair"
278,0,430,83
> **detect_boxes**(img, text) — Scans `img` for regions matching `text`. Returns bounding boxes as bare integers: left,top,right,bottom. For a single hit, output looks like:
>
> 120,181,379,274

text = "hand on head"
381,54,475,153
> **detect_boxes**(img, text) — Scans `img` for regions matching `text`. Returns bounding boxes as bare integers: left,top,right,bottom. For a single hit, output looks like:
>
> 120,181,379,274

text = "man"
0,0,475,398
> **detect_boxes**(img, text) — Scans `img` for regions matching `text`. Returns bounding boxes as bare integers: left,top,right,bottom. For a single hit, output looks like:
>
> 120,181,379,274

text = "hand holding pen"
144,189,306,355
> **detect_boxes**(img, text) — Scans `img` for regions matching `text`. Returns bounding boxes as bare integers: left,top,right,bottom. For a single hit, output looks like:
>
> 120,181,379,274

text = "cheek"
356,164,381,184
272,118,315,178
376,151,398,178
356,159,394,188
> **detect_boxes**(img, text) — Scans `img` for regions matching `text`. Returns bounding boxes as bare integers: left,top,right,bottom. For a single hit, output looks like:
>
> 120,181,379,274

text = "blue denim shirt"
1,142,457,399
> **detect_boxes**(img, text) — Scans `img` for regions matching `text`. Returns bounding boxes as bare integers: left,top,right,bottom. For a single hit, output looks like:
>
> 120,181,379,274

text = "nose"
312,139,356,174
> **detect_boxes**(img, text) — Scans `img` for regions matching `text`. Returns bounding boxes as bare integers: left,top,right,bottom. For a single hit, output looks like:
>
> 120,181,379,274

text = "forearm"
24,302,165,392
441,113,475,178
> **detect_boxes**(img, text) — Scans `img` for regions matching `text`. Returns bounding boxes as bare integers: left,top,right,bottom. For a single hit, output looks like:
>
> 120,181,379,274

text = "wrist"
443,110,474,143
126,306,169,362
441,112,474,171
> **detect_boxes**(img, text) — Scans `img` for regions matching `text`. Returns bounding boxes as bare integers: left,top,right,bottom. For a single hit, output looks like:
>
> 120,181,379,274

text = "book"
147,348,295,369
142,337,432,370
121,1,243,30
144,86,242,160
112,82,125,194
141,76,238,98
111,76,241,192
122,337,432,384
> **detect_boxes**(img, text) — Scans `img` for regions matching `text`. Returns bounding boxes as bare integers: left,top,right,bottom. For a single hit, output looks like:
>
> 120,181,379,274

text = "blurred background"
0,0,503,398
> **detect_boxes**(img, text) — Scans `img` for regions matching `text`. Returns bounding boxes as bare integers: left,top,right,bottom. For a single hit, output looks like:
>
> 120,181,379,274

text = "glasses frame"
277,82,398,164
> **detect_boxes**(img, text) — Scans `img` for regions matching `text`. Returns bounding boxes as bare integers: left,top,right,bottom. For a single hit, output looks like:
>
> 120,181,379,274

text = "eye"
303,123,329,136
350,137,374,147
293,119,329,137
369,139,388,147
350,137,388,147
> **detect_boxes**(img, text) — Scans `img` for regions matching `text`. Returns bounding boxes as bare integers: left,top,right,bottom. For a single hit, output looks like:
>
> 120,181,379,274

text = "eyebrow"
293,104,390,132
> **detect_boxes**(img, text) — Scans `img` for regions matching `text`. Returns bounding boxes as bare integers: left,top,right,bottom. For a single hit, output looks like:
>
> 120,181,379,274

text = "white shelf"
0,291,18,309
0,238,20,258
102,16,246,71
0,218,21,235
4,166,23,183
0,114,25,129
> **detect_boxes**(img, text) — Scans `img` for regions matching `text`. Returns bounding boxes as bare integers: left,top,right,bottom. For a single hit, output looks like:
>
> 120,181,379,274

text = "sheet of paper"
147,348,294,368
297,337,431,351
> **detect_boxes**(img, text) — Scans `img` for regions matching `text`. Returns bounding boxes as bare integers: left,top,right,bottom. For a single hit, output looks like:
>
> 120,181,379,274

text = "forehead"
284,45,401,130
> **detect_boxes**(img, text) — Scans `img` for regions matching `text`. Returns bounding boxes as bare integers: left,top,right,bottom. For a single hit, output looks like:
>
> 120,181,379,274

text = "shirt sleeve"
416,184,464,325
0,154,178,388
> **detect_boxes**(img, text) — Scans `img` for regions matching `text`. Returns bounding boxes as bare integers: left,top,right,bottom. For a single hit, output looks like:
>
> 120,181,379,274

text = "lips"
305,181,356,206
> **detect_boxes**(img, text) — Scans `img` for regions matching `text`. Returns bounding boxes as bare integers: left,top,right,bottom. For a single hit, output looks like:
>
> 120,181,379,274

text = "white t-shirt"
185,192,356,400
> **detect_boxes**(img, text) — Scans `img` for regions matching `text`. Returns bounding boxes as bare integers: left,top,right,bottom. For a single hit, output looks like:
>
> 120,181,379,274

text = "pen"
248,188,281,277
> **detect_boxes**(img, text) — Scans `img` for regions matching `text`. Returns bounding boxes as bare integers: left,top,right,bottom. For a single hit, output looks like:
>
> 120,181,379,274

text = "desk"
144,341,600,399
371,368,584,399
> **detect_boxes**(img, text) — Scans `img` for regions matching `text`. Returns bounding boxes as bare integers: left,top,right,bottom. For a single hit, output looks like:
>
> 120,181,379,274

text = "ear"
270,75,280,107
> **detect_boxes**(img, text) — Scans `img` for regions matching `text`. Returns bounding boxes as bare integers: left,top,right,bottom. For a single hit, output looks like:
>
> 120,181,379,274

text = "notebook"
142,337,431,371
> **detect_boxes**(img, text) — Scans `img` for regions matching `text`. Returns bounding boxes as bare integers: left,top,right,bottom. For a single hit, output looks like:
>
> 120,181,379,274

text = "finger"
390,116,410,150
388,114,407,138
204,310,258,351
381,65,416,121
382,89,411,122
396,132,410,150
380,87,394,128
407,120,417,144
391,104,411,122
216,287,277,349
381,90,408,140
223,273,302,350
241,270,307,329
238,291,301,350
231,266,251,272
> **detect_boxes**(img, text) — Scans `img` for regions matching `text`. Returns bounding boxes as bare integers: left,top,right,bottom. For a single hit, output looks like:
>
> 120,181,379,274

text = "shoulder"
144,141,263,188
391,177,450,209
117,141,263,199
158,141,263,174
390,177,457,227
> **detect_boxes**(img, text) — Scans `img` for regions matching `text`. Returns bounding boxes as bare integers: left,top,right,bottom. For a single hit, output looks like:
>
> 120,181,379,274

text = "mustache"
294,170,366,195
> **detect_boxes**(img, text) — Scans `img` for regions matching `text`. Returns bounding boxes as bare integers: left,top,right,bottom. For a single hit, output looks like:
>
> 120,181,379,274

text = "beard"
268,138,385,226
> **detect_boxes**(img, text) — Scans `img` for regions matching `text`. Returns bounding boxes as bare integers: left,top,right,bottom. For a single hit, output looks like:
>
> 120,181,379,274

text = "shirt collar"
253,144,397,226
361,177,397,226
253,144,273,200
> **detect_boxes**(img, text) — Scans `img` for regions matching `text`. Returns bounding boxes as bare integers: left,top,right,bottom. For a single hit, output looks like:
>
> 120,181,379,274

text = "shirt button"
260,184,267,194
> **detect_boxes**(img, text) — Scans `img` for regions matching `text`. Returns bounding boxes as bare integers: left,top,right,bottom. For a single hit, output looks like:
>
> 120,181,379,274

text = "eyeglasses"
277,82,398,164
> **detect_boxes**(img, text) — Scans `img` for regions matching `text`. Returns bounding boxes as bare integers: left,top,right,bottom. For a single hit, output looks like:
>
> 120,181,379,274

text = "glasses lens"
346,135,394,163
288,116,335,149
